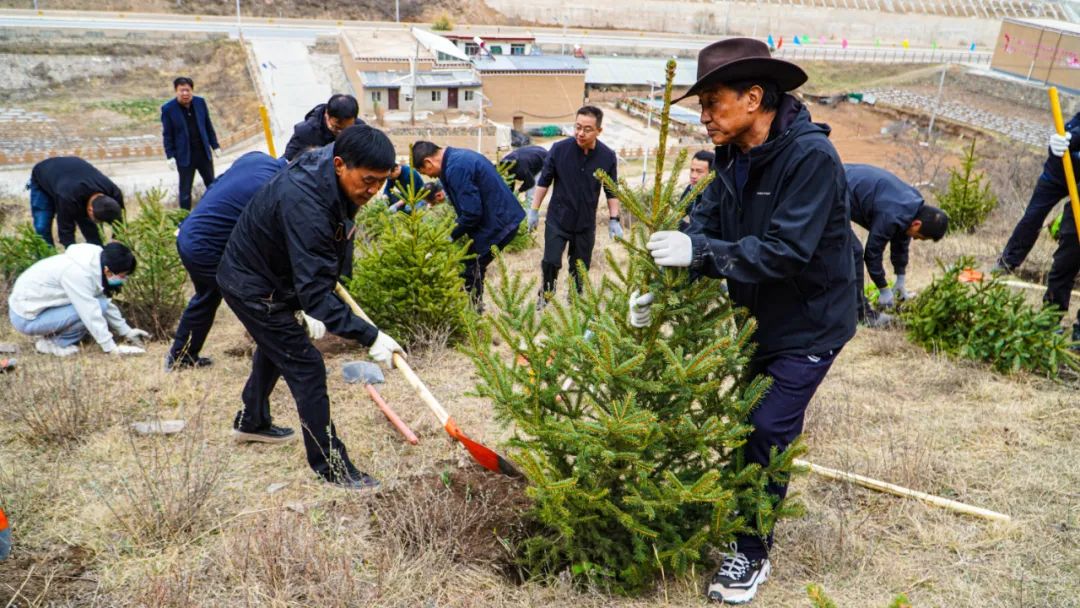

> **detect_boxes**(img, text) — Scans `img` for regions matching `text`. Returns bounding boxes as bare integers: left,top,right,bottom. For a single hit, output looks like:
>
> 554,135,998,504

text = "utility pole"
927,65,946,140
410,40,418,126
395,0,400,23
235,0,242,39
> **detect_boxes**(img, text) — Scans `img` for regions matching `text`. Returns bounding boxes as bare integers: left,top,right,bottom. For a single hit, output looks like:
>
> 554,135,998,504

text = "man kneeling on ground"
8,242,148,357
216,125,405,489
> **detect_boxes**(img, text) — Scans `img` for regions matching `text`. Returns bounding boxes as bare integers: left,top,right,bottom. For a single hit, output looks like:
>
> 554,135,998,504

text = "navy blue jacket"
384,164,425,205
845,164,923,288
217,146,378,346
178,152,287,269
502,145,548,192
161,97,219,168
440,147,526,255
685,95,856,360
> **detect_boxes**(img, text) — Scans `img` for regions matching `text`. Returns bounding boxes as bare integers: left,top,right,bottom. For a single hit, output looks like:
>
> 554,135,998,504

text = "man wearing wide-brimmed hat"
636,37,856,603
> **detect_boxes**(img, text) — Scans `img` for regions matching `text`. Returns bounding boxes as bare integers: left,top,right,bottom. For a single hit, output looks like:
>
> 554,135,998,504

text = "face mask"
107,276,126,288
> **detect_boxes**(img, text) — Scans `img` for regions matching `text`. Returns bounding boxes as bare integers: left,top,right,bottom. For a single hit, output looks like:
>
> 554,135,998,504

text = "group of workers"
6,36,1080,603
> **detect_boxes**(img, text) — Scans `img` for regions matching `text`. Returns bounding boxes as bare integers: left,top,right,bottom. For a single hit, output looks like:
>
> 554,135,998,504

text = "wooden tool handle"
1049,87,1080,246
334,283,451,426
794,458,1011,523
365,383,420,445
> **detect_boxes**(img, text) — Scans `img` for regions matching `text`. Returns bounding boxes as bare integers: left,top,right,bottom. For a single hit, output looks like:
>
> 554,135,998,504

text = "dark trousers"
462,231,517,309
221,290,359,482
540,222,595,295
735,349,840,561
851,237,872,322
177,148,215,211
169,246,222,362
1000,177,1067,270
1044,201,1080,329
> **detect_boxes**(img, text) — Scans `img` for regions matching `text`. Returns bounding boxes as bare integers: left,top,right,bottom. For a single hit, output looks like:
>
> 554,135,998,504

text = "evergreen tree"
494,158,536,254
466,61,803,595
936,138,997,233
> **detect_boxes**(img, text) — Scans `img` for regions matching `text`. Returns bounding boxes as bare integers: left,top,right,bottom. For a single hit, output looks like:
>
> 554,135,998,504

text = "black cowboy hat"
674,37,807,103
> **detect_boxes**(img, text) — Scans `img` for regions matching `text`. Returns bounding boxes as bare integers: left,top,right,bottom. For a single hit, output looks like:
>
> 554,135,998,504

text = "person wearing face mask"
282,94,363,162
216,125,405,490
7,242,148,357
527,106,621,308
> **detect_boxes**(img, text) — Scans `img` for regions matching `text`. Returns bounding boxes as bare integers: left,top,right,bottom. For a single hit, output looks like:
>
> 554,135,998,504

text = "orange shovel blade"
444,418,521,478
958,268,984,283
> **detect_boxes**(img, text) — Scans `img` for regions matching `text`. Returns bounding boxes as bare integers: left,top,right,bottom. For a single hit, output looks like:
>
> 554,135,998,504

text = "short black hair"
411,141,442,169
326,94,359,120
576,105,604,128
333,125,396,171
423,179,444,203
92,196,123,224
725,79,782,111
101,242,137,274
692,150,715,164
916,204,949,241
173,77,194,90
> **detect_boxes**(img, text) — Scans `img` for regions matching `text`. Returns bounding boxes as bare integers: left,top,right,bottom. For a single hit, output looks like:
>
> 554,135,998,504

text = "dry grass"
0,110,1079,607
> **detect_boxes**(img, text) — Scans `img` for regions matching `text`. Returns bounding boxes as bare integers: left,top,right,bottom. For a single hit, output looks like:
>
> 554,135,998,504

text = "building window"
490,45,503,55
432,90,443,102
464,90,475,101
511,43,526,56
372,91,382,102
465,42,479,56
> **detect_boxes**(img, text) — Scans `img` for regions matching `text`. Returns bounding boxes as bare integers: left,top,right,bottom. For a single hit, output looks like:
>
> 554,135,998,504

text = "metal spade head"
342,360,385,385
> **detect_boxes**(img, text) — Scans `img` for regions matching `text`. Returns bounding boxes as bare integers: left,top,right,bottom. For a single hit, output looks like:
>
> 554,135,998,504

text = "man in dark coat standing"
413,141,526,311
167,151,288,371
282,94,361,161
28,156,124,248
527,107,622,306
217,125,404,489
636,38,856,604
845,163,949,326
161,76,220,211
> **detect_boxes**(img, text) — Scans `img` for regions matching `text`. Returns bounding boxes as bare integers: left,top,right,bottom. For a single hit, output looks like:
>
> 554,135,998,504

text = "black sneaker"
1070,324,1080,353
327,472,380,490
706,548,771,604
232,424,296,444
164,353,214,372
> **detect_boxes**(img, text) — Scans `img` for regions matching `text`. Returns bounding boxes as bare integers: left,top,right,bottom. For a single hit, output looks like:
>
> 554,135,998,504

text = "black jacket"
216,146,378,346
845,163,923,288
441,147,526,255
282,104,365,161
30,157,125,248
502,145,548,192
685,95,856,360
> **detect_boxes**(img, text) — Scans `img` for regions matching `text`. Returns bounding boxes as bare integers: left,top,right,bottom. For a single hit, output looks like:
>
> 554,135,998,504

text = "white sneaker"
706,547,771,604
35,338,78,357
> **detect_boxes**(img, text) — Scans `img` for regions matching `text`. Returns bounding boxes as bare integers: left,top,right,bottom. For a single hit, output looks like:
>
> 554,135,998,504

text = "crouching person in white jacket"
7,242,149,357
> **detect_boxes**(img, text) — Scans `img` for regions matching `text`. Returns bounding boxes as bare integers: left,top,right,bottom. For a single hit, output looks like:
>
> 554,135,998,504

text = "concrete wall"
482,72,586,125
991,20,1080,91
384,125,501,157
484,0,1000,48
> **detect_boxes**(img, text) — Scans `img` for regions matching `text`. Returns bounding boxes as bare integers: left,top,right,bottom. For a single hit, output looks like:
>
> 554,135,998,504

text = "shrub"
901,257,1079,377
348,207,474,349
432,13,453,31
495,159,536,254
465,62,799,595
0,222,55,283
807,584,911,608
935,138,997,233
7,358,111,446
113,188,189,339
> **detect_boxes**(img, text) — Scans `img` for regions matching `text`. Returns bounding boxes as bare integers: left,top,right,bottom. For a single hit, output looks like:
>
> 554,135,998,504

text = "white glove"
124,328,151,346
111,345,146,356
646,231,693,267
301,313,326,340
527,208,540,232
609,218,624,239
369,331,404,369
628,290,654,328
1050,132,1071,157
894,274,911,301
877,286,895,309
213,147,222,158
167,158,177,171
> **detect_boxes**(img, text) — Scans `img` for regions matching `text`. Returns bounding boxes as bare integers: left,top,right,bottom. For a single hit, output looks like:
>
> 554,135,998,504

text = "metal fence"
774,46,993,65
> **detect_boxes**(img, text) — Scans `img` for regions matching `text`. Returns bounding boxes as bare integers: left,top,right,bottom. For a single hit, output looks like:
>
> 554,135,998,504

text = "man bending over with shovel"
217,125,405,490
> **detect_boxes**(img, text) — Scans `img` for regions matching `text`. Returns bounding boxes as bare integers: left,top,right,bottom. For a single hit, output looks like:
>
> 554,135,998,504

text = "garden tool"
334,283,520,477
0,357,15,374
1049,87,1080,246
342,360,419,445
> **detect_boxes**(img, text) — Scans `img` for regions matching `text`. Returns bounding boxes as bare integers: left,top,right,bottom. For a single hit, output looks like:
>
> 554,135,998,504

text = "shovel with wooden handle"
334,283,521,478
343,360,419,445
